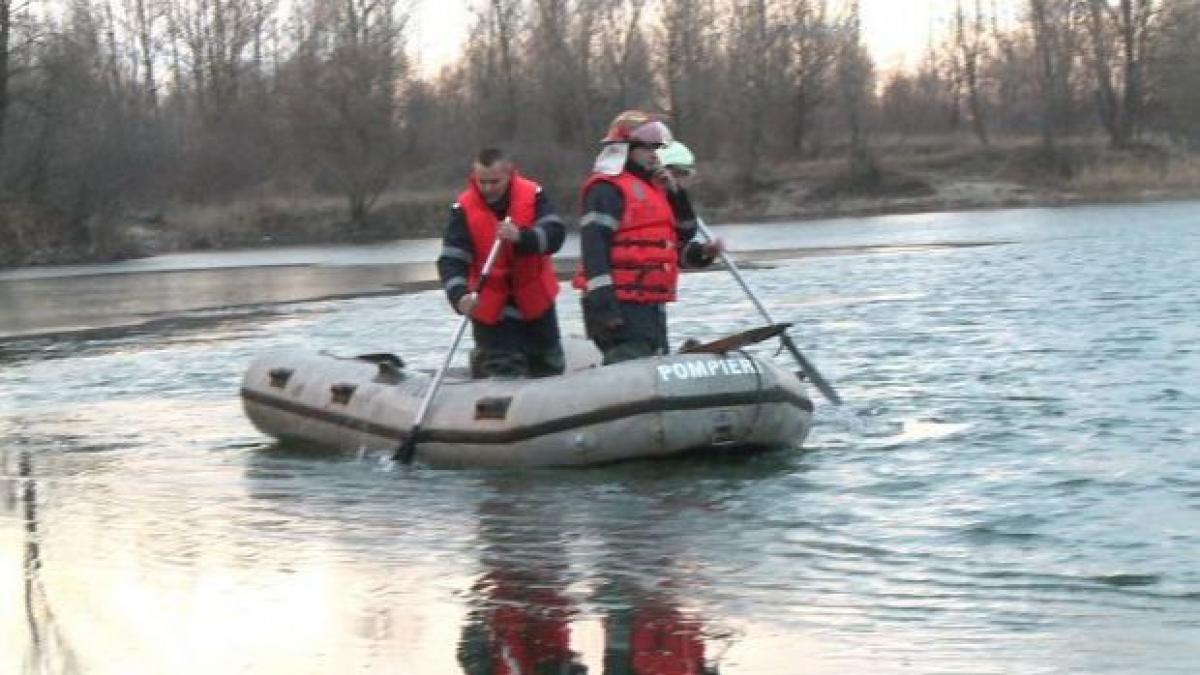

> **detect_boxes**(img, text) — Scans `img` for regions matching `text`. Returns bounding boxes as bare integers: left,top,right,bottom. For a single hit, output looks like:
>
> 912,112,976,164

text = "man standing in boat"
575,111,723,364
438,147,567,379
658,140,697,189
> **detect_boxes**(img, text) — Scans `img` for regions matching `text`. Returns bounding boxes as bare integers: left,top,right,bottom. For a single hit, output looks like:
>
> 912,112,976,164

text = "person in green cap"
657,140,697,189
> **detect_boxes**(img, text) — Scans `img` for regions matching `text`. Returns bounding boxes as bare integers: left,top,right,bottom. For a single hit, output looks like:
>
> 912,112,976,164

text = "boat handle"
330,383,357,405
268,368,293,389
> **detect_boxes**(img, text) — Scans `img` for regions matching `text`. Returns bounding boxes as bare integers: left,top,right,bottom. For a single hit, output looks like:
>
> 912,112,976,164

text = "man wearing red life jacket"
576,111,723,364
438,148,566,378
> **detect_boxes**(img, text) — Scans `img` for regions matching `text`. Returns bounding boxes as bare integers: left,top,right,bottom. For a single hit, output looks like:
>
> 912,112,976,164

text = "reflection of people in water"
602,601,716,675
458,482,720,674
592,479,723,675
457,492,586,674
6,446,81,671
458,567,583,674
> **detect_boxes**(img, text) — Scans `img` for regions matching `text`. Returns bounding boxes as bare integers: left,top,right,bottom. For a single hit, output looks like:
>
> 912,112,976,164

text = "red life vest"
628,605,707,675
574,171,679,303
459,172,560,325
482,572,574,675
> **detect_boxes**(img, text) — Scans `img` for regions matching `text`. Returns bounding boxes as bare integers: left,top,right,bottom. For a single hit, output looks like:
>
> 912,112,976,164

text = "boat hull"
240,350,814,467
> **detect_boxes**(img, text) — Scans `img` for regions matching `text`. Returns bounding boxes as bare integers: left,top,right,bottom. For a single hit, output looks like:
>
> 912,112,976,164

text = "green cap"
657,141,695,171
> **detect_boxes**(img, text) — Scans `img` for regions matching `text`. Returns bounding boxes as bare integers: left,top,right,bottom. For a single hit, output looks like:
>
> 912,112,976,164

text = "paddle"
679,323,792,354
394,230,507,463
694,216,843,405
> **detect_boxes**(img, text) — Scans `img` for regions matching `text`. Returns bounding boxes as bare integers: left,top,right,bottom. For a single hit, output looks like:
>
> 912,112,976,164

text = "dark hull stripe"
241,386,813,445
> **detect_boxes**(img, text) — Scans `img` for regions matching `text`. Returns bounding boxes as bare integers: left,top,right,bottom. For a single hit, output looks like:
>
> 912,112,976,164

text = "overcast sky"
410,0,966,77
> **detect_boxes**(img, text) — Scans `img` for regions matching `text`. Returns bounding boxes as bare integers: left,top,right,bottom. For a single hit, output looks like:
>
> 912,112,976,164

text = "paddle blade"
393,430,419,464
780,334,842,405
679,323,793,354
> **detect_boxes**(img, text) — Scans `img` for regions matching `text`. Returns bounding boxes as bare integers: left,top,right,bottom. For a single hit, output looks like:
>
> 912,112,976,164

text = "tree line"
1,0,1197,265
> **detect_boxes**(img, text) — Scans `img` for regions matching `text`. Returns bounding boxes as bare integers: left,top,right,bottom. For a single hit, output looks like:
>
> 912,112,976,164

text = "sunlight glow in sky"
860,0,943,71
412,0,948,76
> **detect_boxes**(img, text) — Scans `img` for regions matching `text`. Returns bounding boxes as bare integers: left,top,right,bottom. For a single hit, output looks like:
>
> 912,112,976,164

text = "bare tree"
1082,0,1159,148
878,63,954,139
594,0,653,110
462,0,522,139
166,0,268,123
1029,0,1082,152
1149,0,1200,146
920,33,960,134
490,0,520,138
282,0,412,228
661,0,719,144
726,0,790,175
786,0,836,156
127,0,162,110
0,0,11,152
987,1,1027,133
3,1,167,257
0,0,38,157
836,0,873,171
528,0,590,145
954,0,991,145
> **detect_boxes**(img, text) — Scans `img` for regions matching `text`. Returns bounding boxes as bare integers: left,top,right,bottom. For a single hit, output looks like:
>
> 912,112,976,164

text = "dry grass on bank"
1071,152,1200,197
698,137,1200,222
136,190,450,254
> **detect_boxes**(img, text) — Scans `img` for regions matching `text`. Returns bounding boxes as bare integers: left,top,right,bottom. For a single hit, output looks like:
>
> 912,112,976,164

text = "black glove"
582,286,624,343
682,240,719,268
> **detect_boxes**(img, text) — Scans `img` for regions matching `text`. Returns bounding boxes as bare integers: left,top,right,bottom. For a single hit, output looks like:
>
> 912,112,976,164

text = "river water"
1,202,1198,674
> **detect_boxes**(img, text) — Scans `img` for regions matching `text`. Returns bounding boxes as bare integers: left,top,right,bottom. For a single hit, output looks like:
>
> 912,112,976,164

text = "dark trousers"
470,306,565,378
586,301,669,365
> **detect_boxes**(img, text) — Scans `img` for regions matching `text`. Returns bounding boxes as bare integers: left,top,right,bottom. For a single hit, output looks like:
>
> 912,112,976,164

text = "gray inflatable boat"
240,344,814,467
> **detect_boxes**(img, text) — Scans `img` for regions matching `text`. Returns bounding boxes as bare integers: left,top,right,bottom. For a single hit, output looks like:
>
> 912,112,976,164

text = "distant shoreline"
4,139,1199,269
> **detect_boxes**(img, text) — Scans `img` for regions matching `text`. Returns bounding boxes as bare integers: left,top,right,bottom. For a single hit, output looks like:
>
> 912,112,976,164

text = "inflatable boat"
240,339,814,467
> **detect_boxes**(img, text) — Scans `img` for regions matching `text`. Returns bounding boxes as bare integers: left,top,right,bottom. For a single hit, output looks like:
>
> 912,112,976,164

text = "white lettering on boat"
656,358,759,382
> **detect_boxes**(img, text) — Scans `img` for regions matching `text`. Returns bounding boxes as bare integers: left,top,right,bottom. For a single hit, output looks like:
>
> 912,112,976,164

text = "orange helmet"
601,110,674,146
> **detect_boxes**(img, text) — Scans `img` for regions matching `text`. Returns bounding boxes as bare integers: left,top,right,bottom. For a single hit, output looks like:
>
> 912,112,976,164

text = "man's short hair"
475,147,508,167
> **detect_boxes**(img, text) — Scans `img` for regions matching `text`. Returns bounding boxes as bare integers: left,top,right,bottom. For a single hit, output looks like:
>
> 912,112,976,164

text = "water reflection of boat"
459,482,723,674
239,345,813,467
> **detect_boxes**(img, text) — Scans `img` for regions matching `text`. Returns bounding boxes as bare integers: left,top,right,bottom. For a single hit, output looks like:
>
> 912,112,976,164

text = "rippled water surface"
2,202,1199,674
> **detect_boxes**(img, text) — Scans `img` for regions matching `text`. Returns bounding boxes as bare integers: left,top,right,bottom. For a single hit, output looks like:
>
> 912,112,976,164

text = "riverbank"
6,138,1199,267
700,137,1200,224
